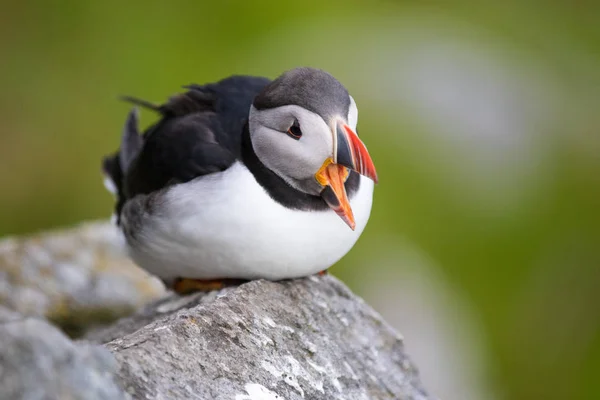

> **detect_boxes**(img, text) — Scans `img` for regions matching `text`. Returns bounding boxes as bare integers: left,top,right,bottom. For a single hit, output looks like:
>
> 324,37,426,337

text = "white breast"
125,162,374,282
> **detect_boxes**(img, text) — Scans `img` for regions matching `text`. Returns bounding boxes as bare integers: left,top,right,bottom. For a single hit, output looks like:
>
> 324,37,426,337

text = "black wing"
102,75,271,218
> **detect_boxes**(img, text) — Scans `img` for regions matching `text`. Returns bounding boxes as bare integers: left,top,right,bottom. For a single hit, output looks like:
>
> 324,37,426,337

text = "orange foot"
317,269,328,276
172,278,247,295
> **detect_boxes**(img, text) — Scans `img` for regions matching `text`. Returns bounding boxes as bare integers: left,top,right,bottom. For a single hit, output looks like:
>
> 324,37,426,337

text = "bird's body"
103,68,377,289
123,162,373,283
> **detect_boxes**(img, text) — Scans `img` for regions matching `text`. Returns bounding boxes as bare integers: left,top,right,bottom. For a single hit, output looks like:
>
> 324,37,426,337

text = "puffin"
102,67,378,294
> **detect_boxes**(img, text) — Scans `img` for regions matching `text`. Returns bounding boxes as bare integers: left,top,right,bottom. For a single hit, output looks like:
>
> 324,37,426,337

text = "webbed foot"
172,278,247,295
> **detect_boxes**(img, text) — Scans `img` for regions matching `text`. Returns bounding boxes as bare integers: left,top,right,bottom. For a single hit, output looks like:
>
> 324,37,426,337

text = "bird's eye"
287,119,302,140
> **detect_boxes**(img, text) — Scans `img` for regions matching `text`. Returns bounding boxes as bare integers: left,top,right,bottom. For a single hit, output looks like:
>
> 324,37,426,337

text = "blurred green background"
1,1,599,399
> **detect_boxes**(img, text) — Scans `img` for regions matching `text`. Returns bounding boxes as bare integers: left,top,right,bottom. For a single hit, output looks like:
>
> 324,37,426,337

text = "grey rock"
1,222,432,399
0,220,165,336
0,314,128,400
88,275,431,400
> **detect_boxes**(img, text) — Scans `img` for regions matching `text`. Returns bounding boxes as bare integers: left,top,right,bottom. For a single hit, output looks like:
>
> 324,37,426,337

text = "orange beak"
315,121,378,230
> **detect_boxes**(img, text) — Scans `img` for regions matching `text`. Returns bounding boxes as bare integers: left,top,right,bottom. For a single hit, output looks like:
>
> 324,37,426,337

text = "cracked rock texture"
0,221,164,336
88,275,431,400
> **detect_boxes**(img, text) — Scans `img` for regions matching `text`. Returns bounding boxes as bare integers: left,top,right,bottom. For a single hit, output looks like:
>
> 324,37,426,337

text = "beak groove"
314,120,378,230
335,122,379,184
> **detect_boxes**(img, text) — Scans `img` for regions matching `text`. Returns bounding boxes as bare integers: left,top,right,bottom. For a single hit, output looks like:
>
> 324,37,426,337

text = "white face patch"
248,104,334,194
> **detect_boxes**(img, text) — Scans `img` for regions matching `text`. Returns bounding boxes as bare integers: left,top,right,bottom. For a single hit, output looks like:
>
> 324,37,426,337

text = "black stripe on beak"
335,122,354,170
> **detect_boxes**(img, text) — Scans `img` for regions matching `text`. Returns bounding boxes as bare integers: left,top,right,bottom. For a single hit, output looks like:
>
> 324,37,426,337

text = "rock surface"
1,222,432,400
0,221,164,336
87,275,431,400
0,307,128,400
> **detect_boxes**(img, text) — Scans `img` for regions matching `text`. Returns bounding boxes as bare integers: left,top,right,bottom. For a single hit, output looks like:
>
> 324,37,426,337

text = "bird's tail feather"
119,95,161,112
118,108,143,173
101,107,143,223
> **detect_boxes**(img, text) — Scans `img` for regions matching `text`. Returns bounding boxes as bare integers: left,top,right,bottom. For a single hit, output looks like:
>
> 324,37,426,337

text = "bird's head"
248,67,378,230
